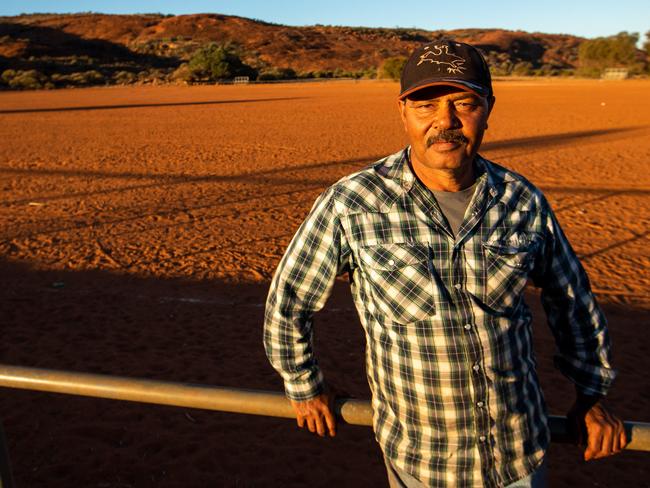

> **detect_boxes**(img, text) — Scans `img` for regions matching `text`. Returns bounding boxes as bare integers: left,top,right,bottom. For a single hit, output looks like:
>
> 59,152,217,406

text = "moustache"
426,130,468,147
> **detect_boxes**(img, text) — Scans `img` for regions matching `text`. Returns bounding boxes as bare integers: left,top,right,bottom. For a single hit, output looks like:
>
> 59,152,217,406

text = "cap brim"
399,79,489,100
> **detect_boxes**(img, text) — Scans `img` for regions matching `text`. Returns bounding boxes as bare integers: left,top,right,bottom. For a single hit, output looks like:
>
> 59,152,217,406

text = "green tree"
578,31,640,76
187,43,256,81
379,56,407,80
1,69,49,90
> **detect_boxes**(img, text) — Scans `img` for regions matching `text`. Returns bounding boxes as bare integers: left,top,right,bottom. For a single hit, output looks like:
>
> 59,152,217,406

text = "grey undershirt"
429,182,478,237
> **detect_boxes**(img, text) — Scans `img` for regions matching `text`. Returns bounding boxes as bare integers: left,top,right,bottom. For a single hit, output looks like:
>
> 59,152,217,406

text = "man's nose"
433,102,460,130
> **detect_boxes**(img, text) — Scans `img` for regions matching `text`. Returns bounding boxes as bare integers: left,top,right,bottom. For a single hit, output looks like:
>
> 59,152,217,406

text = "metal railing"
0,364,648,452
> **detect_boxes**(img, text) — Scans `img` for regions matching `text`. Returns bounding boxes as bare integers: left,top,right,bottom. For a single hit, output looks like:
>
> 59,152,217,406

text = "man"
263,40,626,487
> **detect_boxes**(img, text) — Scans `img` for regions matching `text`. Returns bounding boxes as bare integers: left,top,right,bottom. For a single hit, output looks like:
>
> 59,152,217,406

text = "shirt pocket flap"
359,243,429,270
483,232,538,254
483,232,539,269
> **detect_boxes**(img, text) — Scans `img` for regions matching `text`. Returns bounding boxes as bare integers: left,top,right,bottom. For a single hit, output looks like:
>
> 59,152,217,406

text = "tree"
187,43,256,81
379,56,407,80
578,32,641,76
643,31,650,73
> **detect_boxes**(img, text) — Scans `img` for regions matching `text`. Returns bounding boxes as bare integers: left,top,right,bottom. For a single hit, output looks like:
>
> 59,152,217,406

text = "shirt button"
479,435,487,442
472,364,480,372
464,324,472,330
454,283,462,290
388,259,395,266
476,401,484,408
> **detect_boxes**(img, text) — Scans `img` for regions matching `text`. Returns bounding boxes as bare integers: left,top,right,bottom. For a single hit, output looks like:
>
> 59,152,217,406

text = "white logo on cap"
417,45,466,74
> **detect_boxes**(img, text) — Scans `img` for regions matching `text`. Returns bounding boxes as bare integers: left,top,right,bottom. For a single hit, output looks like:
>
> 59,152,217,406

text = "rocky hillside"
0,12,585,88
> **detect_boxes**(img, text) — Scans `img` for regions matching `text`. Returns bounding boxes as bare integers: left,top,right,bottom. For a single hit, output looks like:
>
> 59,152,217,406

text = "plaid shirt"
264,147,616,487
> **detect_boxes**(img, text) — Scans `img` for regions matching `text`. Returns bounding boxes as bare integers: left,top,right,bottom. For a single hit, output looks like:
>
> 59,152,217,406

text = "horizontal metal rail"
0,364,648,451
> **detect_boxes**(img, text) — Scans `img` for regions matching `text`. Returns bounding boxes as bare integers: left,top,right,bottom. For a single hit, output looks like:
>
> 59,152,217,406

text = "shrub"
187,43,257,81
511,62,533,76
489,64,511,77
532,65,560,77
4,69,48,89
360,67,377,79
558,69,575,77
1,69,17,86
74,70,105,85
113,70,137,84
574,66,601,78
50,70,106,87
170,63,193,83
312,70,334,78
68,70,105,86
257,67,297,81
332,68,361,78
379,56,407,80
140,69,167,84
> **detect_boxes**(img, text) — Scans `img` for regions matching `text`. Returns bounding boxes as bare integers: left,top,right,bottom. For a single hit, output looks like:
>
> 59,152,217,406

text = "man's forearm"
263,313,326,400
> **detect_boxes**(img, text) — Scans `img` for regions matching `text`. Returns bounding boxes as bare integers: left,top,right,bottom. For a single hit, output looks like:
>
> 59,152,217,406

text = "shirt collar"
372,147,515,209
376,146,501,193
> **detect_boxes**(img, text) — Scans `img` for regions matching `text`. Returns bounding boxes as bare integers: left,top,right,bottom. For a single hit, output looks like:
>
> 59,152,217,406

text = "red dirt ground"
0,79,649,487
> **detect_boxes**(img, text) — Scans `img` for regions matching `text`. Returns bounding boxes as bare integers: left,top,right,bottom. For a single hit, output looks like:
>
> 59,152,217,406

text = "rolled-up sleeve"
532,197,617,397
263,188,351,401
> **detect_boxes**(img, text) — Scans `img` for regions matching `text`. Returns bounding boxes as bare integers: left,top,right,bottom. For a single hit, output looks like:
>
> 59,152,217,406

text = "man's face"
398,85,494,174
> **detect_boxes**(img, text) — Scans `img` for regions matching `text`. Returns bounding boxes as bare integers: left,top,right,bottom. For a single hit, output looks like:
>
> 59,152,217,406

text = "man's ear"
485,96,496,129
397,99,407,130
487,96,496,113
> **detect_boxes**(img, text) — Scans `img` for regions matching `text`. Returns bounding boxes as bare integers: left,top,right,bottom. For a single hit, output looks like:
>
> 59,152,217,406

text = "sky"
2,1,649,42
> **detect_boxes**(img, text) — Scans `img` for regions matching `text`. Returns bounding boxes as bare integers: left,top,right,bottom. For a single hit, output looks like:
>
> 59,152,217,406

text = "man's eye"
455,101,478,111
413,103,438,115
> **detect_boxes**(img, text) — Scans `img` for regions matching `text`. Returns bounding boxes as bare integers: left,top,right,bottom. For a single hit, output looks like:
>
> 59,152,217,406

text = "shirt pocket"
358,242,436,324
482,232,539,312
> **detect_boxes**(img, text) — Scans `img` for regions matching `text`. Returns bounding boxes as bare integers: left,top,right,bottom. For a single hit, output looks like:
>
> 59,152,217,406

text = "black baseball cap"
399,40,493,99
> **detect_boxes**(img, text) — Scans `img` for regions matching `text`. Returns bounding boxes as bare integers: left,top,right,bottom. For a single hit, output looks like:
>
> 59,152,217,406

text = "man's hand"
289,390,337,437
567,393,627,461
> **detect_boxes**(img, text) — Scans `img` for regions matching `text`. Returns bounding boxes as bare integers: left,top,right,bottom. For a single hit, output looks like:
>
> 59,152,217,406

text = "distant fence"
215,77,377,86
602,68,629,80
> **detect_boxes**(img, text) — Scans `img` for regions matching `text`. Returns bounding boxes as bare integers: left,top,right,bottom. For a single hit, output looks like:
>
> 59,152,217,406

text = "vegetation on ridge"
578,32,646,77
0,13,648,90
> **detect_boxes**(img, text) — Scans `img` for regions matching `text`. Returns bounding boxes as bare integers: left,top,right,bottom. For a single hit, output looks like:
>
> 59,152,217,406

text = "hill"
0,12,585,88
